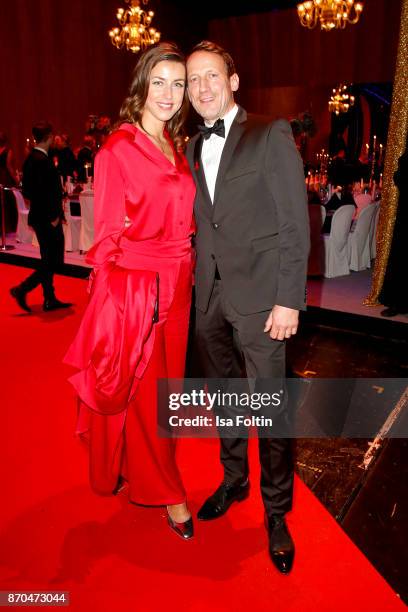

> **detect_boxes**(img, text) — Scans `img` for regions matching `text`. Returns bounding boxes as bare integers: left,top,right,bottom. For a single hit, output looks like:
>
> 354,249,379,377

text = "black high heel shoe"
166,508,194,540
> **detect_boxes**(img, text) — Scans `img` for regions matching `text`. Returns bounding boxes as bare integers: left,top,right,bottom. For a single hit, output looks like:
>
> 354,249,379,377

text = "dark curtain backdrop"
1,0,137,165
0,0,401,166
0,0,202,167
209,0,401,159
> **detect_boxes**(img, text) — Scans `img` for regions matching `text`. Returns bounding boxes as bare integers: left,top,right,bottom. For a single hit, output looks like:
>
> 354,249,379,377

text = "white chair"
307,205,326,276
63,198,81,252
12,189,33,244
320,205,326,227
323,205,355,278
79,190,94,252
370,201,380,260
348,204,378,271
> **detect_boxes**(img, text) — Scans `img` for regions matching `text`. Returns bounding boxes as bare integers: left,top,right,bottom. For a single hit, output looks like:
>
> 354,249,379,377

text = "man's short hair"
189,41,236,77
32,121,53,143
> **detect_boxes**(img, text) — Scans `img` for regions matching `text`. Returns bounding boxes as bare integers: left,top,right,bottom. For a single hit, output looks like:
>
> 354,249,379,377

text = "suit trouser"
195,279,293,517
20,222,65,300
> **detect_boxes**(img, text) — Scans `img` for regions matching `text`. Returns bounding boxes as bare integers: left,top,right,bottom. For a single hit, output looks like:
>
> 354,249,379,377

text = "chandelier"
328,84,355,115
297,0,363,31
109,0,161,53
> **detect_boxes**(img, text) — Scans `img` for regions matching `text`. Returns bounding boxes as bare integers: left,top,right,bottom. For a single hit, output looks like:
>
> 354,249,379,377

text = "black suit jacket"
186,106,310,315
325,191,356,213
22,149,63,227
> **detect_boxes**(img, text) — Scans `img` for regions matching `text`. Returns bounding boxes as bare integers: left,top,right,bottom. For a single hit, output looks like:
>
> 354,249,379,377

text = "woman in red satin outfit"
64,43,196,539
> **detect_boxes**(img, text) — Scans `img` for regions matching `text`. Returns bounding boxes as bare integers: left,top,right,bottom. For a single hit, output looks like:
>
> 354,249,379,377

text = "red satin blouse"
64,123,196,415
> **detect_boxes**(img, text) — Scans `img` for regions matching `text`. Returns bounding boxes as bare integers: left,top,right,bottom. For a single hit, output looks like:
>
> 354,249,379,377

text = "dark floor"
288,316,408,603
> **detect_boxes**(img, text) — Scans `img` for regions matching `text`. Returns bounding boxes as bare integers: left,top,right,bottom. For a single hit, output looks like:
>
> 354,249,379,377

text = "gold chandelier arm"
297,3,319,29
297,0,363,30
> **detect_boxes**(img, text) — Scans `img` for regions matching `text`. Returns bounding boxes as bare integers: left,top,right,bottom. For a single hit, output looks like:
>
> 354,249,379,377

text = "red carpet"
0,262,405,611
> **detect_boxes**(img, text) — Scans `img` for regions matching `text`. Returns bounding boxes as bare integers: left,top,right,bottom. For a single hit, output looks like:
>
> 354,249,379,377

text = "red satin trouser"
77,259,192,505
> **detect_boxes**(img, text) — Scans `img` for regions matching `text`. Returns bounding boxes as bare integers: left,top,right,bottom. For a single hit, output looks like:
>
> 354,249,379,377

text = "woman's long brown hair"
119,42,188,150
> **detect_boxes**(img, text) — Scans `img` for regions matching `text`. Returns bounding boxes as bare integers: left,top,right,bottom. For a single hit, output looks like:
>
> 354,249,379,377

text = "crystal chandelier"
328,84,355,115
297,0,363,31
109,0,161,53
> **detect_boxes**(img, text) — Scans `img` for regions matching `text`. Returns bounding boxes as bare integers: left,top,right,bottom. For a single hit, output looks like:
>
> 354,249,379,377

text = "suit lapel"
213,107,247,208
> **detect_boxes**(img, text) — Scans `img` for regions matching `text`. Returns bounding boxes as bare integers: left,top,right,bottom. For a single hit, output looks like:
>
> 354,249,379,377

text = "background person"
10,121,72,312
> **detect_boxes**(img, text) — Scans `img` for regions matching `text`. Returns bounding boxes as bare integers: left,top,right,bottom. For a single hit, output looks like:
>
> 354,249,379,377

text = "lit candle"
379,173,383,188
379,144,383,165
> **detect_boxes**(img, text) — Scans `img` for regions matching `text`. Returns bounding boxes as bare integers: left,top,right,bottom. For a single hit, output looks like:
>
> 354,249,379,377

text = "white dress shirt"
34,146,48,156
201,104,238,203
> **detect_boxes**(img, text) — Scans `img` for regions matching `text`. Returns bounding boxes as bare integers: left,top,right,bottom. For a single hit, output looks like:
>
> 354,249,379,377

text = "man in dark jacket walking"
10,121,72,312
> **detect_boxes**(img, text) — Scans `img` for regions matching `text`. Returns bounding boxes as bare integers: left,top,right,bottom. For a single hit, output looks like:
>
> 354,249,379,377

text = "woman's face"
142,60,186,126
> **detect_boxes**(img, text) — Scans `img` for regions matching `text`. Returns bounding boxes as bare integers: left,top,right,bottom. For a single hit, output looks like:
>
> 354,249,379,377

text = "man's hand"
51,217,60,227
264,305,299,341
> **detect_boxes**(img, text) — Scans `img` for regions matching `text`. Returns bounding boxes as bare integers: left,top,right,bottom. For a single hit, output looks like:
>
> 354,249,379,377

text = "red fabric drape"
0,0,136,166
0,0,401,165
209,1,401,91
208,1,401,158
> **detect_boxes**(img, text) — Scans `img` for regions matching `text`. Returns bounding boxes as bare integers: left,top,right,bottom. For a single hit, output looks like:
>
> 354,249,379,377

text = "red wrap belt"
64,235,192,416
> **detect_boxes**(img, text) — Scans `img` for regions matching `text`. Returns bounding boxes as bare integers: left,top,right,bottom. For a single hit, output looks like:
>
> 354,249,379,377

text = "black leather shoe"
43,298,73,311
10,287,31,313
197,480,249,521
166,509,194,540
380,307,399,318
266,514,295,574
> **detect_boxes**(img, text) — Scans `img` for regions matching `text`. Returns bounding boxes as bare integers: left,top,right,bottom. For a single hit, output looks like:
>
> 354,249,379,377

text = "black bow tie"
198,118,225,140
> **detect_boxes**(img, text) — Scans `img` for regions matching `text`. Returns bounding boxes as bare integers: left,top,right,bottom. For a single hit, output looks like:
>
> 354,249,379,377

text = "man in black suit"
10,121,72,312
186,42,309,573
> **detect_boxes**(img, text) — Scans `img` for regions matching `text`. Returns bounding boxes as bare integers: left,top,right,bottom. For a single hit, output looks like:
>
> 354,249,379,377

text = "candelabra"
366,135,384,188
316,149,330,182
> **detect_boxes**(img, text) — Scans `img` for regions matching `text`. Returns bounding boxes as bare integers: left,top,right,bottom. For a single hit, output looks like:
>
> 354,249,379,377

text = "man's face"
187,51,239,123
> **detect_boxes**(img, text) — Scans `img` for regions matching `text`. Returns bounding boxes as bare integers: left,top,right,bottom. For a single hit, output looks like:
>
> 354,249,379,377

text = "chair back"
329,205,354,250
11,188,28,212
353,203,377,243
